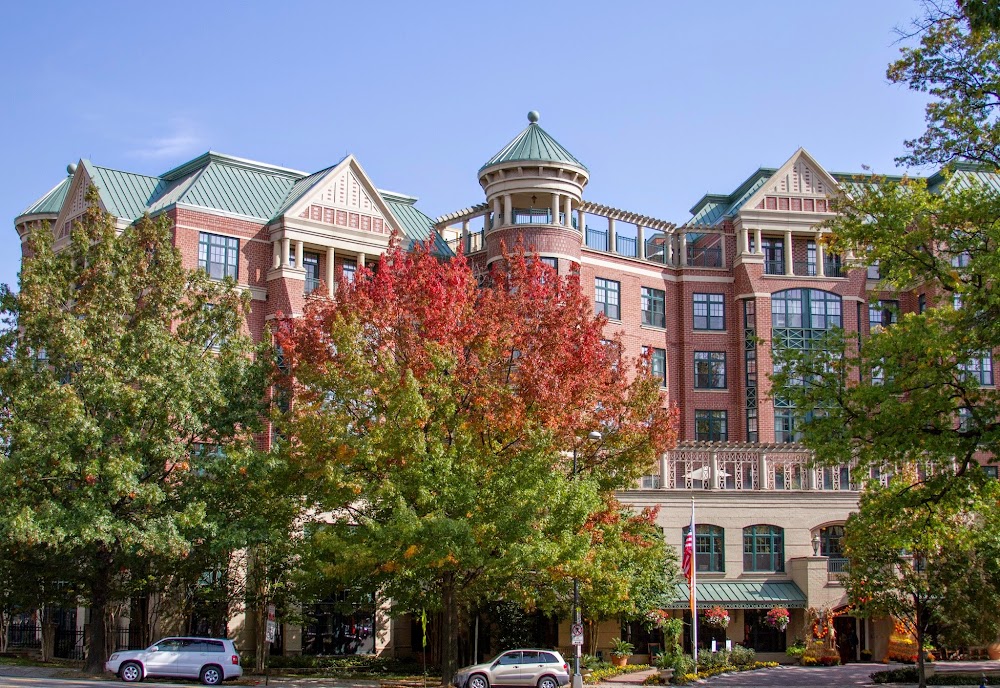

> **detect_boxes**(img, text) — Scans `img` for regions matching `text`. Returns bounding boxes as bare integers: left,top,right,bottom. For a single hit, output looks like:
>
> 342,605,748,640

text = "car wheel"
119,661,142,683
537,675,558,688
200,665,223,686
468,673,489,688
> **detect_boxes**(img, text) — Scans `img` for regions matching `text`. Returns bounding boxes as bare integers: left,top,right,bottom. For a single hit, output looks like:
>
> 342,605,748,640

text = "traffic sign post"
571,623,584,646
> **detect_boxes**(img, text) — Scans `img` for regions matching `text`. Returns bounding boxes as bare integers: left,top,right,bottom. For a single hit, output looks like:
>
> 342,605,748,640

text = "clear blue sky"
1,0,930,290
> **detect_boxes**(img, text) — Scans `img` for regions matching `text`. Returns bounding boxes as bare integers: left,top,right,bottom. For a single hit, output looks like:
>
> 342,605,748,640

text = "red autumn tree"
273,240,677,682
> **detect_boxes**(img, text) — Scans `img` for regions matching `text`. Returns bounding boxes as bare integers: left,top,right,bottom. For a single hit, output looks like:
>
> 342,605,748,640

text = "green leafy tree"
844,474,1000,688
274,242,678,683
0,190,268,672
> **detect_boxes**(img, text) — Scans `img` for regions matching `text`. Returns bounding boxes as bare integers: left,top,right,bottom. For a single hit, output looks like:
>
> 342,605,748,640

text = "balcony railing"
468,230,484,253
586,227,609,251
793,260,818,277
687,246,723,268
764,259,785,275
507,209,575,226
828,557,850,580
304,277,322,295
824,260,847,277
616,235,638,258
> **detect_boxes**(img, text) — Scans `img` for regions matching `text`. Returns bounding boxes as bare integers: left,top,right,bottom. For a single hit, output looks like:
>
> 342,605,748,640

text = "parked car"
105,636,242,685
453,649,570,688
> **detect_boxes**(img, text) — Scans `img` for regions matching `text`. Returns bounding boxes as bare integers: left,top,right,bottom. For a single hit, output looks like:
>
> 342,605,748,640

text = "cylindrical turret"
478,112,589,269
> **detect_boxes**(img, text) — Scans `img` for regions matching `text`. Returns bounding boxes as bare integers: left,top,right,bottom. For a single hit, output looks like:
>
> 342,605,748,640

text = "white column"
326,248,335,296
719,234,727,267
357,252,367,271
816,232,826,277
281,237,290,267
784,230,793,275
462,220,470,253
491,198,500,230
680,233,688,266
666,232,674,265
758,452,768,490
578,208,586,233
503,194,512,226
272,240,280,270
564,196,573,228
659,453,668,490
709,450,719,490
637,225,646,259
608,218,616,254
741,228,750,254
754,228,763,255
551,193,560,225
295,240,304,270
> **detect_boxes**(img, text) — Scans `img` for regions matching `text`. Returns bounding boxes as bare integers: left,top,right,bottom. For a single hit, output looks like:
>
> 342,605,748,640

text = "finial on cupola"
527,110,540,124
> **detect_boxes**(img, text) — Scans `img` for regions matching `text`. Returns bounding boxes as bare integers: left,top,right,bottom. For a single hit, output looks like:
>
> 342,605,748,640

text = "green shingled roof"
480,115,587,172
20,176,72,217
667,581,807,610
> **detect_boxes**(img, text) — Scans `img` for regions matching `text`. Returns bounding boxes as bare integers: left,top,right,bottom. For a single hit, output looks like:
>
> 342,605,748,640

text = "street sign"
266,604,277,644
571,623,584,646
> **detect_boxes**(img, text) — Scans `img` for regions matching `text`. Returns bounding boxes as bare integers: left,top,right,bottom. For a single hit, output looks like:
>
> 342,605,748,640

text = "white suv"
106,637,243,685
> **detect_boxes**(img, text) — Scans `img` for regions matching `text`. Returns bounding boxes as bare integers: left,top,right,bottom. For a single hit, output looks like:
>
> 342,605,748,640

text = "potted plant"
609,638,634,667
704,606,730,629
766,607,790,632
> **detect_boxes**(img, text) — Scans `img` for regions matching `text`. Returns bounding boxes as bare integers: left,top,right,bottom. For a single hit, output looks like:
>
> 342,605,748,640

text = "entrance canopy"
667,582,807,610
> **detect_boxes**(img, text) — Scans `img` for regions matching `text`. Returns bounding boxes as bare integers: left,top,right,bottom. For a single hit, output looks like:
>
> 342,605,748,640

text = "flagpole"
690,497,698,664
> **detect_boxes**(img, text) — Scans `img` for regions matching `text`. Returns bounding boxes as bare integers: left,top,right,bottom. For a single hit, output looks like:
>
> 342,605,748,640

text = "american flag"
682,527,694,583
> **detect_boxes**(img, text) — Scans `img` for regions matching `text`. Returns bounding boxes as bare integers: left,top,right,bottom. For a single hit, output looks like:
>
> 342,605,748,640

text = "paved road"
701,660,1000,687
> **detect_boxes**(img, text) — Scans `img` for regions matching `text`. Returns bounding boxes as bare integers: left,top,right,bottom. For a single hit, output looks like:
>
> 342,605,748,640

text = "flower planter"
658,668,674,682
610,655,628,667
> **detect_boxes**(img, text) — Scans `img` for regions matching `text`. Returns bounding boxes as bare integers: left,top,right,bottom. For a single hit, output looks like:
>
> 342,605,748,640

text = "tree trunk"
441,573,458,686
85,551,114,674
0,608,8,654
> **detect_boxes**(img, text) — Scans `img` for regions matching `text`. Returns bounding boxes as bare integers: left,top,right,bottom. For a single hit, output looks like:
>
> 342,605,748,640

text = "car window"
497,652,522,665
177,639,199,652
202,640,225,653
540,652,558,664
521,651,540,663
155,639,182,651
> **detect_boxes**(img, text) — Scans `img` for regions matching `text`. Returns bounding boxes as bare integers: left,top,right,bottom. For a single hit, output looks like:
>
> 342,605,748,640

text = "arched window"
682,524,725,573
743,525,784,572
819,525,845,557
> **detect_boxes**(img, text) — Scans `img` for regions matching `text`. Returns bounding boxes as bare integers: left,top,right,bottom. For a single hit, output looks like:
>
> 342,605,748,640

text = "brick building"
14,113,996,663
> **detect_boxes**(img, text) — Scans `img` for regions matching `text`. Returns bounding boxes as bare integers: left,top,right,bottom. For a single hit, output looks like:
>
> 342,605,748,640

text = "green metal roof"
20,176,72,217
271,163,339,220
381,191,453,257
687,169,776,227
480,115,587,172
83,160,167,222
667,581,807,610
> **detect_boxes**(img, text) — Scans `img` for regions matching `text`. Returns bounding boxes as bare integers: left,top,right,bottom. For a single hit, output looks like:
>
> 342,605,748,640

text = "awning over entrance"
667,582,807,610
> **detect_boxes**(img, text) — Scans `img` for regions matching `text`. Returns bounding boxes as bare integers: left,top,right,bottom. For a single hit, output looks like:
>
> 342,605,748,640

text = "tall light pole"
572,430,602,688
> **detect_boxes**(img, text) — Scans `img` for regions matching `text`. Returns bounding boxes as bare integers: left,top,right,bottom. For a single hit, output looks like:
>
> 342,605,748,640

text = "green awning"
667,582,807,610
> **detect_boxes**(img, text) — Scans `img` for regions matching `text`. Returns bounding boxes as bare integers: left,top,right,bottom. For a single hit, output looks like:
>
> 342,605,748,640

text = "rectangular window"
867,261,881,280
342,260,357,283
641,287,666,328
695,410,727,441
762,238,784,275
643,346,667,387
694,352,726,389
540,257,558,270
693,293,725,330
198,233,239,280
774,409,801,443
959,353,994,386
918,293,927,314
595,278,621,320
805,241,817,276
684,525,725,573
869,300,899,329
303,252,320,294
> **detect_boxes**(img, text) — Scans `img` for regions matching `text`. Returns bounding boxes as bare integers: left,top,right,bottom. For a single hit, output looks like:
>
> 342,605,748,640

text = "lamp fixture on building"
812,534,821,557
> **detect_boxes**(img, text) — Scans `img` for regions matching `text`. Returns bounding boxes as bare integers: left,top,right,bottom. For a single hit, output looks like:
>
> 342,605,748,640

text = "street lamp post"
572,430,602,688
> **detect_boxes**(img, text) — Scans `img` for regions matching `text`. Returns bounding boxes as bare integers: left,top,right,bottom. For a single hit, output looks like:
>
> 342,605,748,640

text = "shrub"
728,645,756,667
786,640,806,661
609,638,635,658
802,655,840,666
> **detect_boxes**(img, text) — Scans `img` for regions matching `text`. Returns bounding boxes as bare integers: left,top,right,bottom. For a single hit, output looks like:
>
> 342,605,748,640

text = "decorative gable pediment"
282,156,399,236
743,148,841,215
53,161,106,240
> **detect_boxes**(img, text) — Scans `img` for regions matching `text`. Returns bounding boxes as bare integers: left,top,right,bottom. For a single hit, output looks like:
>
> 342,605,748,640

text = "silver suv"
453,649,570,688
105,636,242,685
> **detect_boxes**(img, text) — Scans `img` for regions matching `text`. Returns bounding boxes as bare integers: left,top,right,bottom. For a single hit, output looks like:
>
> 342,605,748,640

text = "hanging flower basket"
704,606,730,629
767,607,791,632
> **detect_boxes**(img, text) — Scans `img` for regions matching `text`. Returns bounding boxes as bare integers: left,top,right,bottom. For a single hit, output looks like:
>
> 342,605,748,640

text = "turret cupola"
479,112,589,267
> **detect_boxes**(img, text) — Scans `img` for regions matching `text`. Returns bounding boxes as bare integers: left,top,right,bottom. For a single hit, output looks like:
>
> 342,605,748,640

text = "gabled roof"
480,113,587,172
688,168,776,227
81,160,167,222
381,191,453,257
271,163,340,220
19,175,73,217
926,161,1000,194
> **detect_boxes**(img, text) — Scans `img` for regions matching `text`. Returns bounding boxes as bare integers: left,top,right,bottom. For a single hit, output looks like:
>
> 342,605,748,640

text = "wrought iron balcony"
764,259,786,275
